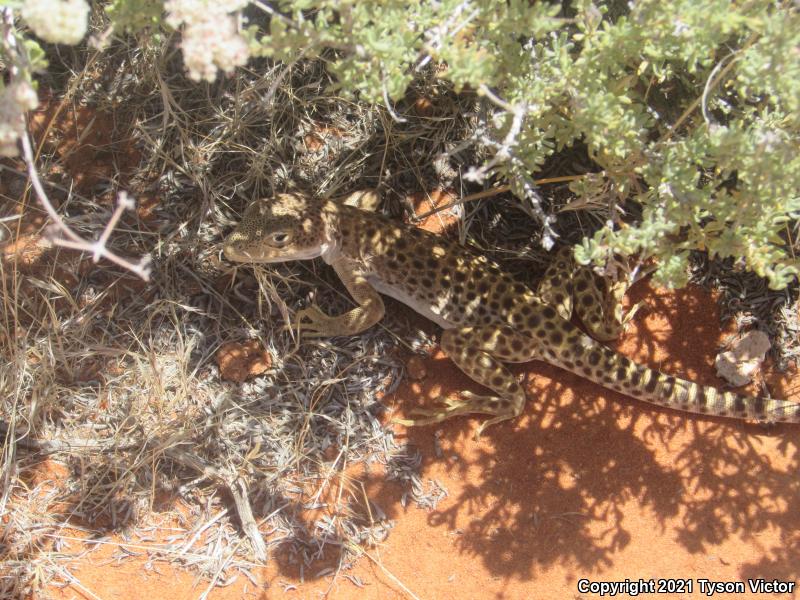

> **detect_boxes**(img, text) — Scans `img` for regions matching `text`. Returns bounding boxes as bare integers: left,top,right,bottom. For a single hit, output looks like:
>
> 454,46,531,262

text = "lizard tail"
553,337,800,423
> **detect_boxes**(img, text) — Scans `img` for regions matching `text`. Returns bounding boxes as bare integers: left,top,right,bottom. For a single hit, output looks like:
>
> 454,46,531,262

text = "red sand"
48,282,800,599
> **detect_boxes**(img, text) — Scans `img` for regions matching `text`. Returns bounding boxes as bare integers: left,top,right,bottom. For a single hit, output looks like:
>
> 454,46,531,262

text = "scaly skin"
224,191,800,435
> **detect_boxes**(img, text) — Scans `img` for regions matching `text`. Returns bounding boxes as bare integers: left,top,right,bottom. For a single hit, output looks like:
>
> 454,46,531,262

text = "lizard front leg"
295,257,385,337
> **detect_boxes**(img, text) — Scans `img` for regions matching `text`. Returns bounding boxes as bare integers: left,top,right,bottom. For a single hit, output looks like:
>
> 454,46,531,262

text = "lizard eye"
270,231,291,247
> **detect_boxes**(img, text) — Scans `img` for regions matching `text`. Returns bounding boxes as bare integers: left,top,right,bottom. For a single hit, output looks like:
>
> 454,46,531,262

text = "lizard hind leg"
536,246,575,321
571,268,638,343
396,326,536,437
540,246,639,343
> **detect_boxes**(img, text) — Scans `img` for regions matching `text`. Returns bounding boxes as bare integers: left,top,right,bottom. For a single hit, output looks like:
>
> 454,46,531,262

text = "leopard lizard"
223,190,800,435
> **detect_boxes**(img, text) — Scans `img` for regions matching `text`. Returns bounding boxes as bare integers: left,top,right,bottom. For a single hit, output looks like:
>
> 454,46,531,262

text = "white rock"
715,330,771,387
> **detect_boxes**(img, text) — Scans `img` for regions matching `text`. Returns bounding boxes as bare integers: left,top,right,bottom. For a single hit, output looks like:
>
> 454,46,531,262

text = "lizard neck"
319,199,345,265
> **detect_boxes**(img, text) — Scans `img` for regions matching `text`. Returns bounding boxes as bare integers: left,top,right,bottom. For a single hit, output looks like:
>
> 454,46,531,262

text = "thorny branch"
462,84,558,246
416,1,479,73
1,7,151,280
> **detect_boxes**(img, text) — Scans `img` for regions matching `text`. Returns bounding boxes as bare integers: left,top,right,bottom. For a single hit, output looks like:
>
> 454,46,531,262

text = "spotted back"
333,204,540,330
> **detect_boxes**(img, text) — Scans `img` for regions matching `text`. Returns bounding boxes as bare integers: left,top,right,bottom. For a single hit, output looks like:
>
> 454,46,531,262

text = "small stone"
217,340,271,383
2,233,47,266
406,355,427,380
715,330,771,387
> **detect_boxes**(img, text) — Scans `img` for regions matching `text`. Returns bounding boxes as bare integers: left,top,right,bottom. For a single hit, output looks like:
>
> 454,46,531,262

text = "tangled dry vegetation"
2,22,799,600
0,30,491,596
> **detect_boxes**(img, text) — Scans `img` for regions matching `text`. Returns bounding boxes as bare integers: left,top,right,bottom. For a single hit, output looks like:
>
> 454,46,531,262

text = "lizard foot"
293,304,338,338
393,391,515,438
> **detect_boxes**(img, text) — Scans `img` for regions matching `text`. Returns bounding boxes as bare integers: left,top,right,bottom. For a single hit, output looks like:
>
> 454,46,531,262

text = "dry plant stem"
176,509,230,558
165,446,268,562
411,174,585,222
381,77,407,124
232,477,268,562
701,51,740,126
20,132,152,280
415,2,480,72
0,417,17,518
0,8,150,280
198,535,247,600
467,87,527,182
41,533,264,569
353,544,423,600
53,566,104,600
0,420,139,453
477,83,516,113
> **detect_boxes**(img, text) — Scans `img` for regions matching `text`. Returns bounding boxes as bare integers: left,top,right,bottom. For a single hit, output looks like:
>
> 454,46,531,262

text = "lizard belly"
367,275,456,329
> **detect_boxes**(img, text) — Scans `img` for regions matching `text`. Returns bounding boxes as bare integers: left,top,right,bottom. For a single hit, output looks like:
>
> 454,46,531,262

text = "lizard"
223,190,800,436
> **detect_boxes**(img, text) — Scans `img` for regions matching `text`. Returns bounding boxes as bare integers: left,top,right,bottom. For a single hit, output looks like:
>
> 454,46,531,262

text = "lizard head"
223,193,332,263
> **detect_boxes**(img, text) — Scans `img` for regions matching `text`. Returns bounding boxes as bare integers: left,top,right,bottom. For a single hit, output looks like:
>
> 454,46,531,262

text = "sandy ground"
44,280,800,600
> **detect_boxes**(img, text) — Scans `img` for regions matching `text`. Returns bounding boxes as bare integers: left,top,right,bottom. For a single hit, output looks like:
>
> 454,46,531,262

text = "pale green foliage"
259,0,800,287
6,0,800,288
244,0,800,289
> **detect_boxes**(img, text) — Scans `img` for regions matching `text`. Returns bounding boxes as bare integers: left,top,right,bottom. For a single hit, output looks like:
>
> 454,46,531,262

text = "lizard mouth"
223,243,324,263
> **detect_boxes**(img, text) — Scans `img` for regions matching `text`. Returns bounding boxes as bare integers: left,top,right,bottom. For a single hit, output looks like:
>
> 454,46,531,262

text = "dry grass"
0,23,481,597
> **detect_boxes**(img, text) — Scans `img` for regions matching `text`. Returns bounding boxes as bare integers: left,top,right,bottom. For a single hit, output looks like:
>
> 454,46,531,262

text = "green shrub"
5,0,799,288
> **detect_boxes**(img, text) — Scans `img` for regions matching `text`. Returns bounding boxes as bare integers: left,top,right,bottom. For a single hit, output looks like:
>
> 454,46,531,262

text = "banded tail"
551,333,800,423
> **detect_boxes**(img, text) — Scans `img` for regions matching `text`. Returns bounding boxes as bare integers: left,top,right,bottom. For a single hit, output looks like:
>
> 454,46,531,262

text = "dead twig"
20,132,152,280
